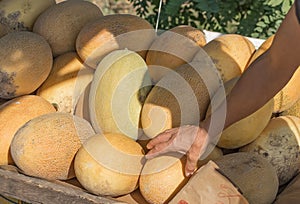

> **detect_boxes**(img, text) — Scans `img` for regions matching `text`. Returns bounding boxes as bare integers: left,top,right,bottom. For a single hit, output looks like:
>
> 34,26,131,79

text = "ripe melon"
74,82,91,123
281,98,300,117
248,35,274,66
89,49,152,140
10,112,95,180
215,152,279,204
210,77,274,149
37,52,94,114
0,95,56,165
141,60,221,139
193,34,255,82
33,1,102,57
0,31,53,99
139,155,189,204
76,14,156,68
74,133,144,197
146,25,206,83
240,115,300,186
0,0,55,32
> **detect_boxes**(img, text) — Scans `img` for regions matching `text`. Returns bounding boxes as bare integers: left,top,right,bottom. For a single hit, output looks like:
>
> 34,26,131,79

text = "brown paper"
169,161,249,204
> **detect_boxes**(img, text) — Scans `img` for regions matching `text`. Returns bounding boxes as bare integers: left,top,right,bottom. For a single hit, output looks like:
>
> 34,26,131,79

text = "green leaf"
257,21,266,27
268,0,283,7
281,0,291,13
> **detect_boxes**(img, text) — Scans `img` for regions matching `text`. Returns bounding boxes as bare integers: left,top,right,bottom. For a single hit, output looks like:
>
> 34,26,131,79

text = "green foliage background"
129,0,294,39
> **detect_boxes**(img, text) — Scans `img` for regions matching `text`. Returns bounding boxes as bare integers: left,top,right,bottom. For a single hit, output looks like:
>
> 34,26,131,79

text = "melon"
146,25,206,83
89,49,152,140
0,31,53,99
240,115,300,185
281,98,300,117
0,23,9,37
76,14,156,68
74,82,91,123
248,35,274,66
37,52,94,114
33,1,102,57
10,112,95,180
0,0,55,32
215,152,279,204
0,95,56,165
139,155,189,204
141,59,221,139
74,133,144,197
193,34,255,82
210,77,274,149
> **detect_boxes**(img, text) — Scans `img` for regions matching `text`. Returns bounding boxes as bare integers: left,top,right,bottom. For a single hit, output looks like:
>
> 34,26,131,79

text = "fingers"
145,142,170,159
146,127,178,149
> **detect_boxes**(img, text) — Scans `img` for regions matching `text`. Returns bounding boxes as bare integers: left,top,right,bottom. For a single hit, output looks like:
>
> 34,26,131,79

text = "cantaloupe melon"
76,14,156,68
240,115,300,186
0,0,55,32
193,34,255,82
209,77,274,149
37,52,94,114
281,98,300,117
74,82,91,123
146,25,206,83
0,95,56,165
141,59,221,139
139,155,189,204
74,133,144,197
215,152,278,204
10,112,95,180
89,49,152,140
33,1,102,57
0,31,53,99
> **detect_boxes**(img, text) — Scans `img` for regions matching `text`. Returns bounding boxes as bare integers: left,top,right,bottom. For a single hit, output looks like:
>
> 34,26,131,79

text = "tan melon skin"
33,1,103,57
0,95,56,165
215,152,279,204
193,34,255,82
240,116,300,186
146,25,206,83
10,112,95,180
0,31,53,99
248,35,274,66
211,77,274,149
37,52,94,114
74,134,144,197
0,0,55,32
76,14,156,69
139,155,189,204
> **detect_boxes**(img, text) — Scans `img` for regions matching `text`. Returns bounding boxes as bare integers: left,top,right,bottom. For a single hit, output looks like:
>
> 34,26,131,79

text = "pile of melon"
1,0,300,204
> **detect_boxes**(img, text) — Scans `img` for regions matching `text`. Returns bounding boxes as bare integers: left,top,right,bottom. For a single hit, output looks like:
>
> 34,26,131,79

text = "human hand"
145,125,209,177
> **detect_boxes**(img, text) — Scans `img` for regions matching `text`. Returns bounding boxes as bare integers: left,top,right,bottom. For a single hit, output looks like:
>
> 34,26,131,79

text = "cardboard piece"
169,161,249,204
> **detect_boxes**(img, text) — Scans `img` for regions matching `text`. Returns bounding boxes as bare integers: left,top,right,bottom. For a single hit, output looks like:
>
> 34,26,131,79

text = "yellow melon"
0,95,56,165
141,59,221,139
210,77,274,149
139,155,189,204
37,52,94,114
74,133,144,197
146,25,206,83
74,82,91,123
193,34,255,82
0,0,55,32
240,115,300,186
76,14,156,68
33,1,102,57
248,35,274,66
281,98,300,117
215,152,279,204
10,112,95,180
0,31,53,99
89,49,152,140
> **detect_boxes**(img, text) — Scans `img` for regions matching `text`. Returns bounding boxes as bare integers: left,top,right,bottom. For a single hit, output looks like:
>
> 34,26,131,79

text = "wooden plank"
0,166,125,204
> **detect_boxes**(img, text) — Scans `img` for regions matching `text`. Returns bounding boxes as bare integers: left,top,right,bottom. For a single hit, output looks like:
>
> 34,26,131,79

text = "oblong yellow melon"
141,59,221,139
76,14,156,68
0,95,56,165
146,25,206,83
0,31,53,99
215,152,279,204
74,133,144,197
0,0,55,32
139,155,189,204
193,34,255,82
89,49,152,140
212,77,274,149
37,52,94,114
10,112,95,180
33,1,103,57
240,115,300,186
